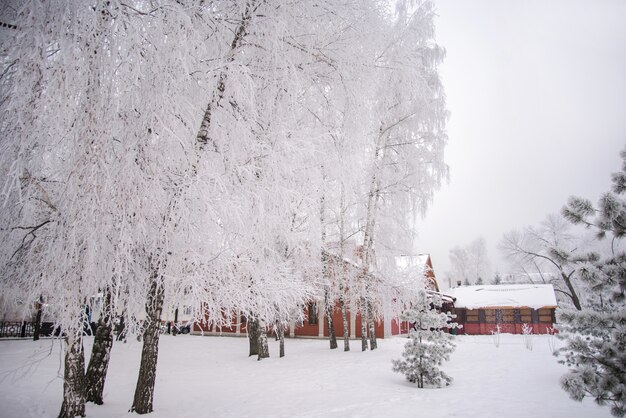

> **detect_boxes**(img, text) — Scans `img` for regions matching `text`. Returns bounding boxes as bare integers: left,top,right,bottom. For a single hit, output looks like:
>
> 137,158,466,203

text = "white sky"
414,0,626,283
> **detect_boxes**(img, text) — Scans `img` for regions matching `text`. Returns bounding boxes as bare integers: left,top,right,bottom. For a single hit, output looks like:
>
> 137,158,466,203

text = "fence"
0,321,35,338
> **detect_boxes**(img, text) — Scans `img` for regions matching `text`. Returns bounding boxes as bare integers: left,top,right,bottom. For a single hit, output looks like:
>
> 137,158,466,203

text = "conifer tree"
392,290,458,388
557,147,626,417
492,272,502,285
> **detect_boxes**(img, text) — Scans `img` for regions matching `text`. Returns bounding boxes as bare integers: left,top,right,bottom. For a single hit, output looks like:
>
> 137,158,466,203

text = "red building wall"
454,307,556,335
193,302,407,339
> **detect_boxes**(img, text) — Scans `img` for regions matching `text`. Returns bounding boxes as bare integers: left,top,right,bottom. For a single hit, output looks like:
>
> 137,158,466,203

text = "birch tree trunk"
58,334,86,418
257,319,269,360
248,317,260,357
367,300,377,350
85,288,113,405
277,325,285,358
131,273,165,414
361,130,383,351
338,184,350,351
320,166,337,349
360,297,368,351
325,291,337,349
340,294,349,351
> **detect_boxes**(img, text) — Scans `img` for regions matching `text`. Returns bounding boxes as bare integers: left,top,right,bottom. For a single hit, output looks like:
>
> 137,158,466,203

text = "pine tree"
475,276,484,285
557,147,626,417
392,290,458,388
492,272,502,285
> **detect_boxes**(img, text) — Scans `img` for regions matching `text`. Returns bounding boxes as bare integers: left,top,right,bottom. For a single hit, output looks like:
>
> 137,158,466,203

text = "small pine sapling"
392,290,459,388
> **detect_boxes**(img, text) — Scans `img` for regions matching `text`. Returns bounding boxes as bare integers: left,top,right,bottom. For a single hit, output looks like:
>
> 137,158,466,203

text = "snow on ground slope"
0,334,612,418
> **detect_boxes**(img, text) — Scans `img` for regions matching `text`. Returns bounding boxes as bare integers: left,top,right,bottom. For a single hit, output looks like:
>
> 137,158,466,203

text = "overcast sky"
413,0,626,286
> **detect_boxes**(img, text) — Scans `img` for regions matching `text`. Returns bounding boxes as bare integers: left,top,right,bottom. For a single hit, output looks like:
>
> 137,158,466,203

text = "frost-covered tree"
392,290,458,388
0,1,212,415
355,0,448,351
449,246,471,285
1,0,450,414
499,214,587,310
449,237,490,285
557,148,626,417
468,237,490,281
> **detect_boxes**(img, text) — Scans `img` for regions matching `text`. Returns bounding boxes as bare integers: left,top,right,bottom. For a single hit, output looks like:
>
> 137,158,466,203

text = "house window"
484,309,496,324
520,308,532,324
538,308,553,324
308,302,318,325
466,309,479,323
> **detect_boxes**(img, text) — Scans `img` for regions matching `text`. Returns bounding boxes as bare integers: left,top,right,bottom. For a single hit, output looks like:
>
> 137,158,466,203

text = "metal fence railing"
0,321,34,338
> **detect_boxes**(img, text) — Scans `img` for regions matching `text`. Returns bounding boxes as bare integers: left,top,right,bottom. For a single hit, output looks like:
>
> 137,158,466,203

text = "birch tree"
356,0,448,350
1,1,210,415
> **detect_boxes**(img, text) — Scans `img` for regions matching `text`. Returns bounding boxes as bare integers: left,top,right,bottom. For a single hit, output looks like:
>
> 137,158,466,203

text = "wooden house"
445,284,557,335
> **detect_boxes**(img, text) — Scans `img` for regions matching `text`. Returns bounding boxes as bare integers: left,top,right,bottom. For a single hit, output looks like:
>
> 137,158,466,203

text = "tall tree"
449,237,490,285
357,0,448,350
1,1,211,414
557,148,626,417
499,215,585,310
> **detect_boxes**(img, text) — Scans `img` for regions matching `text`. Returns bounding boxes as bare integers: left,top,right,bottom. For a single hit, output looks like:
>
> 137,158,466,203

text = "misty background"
414,0,626,287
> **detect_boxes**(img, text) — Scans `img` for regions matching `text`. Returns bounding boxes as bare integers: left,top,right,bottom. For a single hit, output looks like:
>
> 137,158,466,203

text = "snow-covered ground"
0,334,611,418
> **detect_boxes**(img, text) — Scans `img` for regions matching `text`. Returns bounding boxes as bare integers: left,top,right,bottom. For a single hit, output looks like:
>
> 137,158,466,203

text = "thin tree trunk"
248,317,260,357
320,166,337,350
85,289,113,405
360,128,385,352
58,333,86,418
195,2,253,154
278,325,285,358
131,273,164,414
367,300,377,350
338,184,350,352
116,312,126,342
360,297,368,351
172,307,179,336
33,295,43,341
257,319,269,360
325,290,337,350
33,299,42,341
340,294,349,351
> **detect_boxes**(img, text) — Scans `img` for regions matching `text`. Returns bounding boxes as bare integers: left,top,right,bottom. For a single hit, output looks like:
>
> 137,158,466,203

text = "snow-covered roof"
446,284,557,310
427,290,455,304
396,254,431,271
